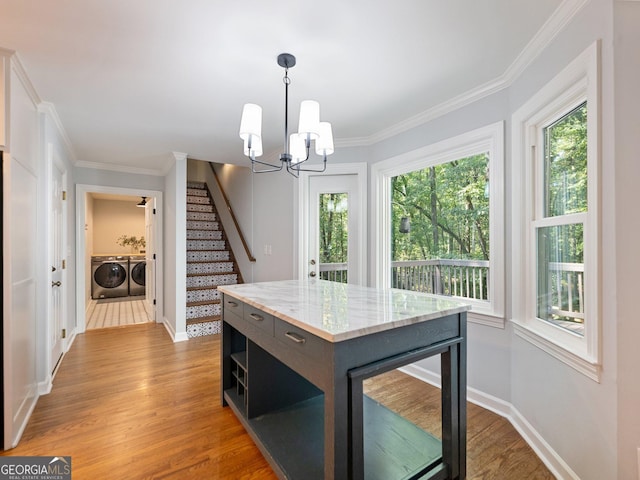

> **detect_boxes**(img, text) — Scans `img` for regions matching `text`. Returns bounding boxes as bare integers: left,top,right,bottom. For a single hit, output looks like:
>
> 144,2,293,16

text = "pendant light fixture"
239,53,334,177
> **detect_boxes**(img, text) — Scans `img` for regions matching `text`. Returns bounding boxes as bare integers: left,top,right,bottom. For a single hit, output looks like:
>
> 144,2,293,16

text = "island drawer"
223,296,244,319
274,318,325,361
243,304,275,335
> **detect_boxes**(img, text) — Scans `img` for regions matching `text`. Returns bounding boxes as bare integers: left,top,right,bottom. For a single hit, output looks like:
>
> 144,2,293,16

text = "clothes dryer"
128,255,146,296
91,256,129,299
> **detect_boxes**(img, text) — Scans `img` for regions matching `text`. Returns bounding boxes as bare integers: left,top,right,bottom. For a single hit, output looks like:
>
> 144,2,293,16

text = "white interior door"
145,197,156,320
307,174,361,284
50,161,65,371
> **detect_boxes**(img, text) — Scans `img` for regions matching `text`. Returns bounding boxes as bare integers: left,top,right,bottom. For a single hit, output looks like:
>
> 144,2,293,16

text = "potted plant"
116,235,146,253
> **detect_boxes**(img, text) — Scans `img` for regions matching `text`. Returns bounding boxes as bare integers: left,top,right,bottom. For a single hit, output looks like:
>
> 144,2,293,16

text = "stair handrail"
208,162,256,263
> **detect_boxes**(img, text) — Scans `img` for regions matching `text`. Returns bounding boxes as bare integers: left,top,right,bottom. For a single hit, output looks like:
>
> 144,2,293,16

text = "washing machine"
91,256,129,299
128,255,146,296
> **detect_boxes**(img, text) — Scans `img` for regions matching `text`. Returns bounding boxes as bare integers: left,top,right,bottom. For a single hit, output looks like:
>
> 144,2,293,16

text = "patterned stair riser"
187,188,208,197
187,321,221,337
187,181,205,189
186,273,238,288
187,303,221,320
187,239,226,251
187,262,235,275
187,230,223,240
187,204,213,213
186,288,221,303
187,211,216,222
187,250,230,262
187,220,219,231
187,196,211,205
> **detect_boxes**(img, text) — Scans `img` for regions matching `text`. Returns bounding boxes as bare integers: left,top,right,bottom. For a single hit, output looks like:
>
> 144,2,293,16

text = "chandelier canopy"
239,53,334,177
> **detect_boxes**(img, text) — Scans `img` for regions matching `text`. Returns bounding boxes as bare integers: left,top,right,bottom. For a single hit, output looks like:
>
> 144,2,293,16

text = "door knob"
309,271,316,277
52,281,62,287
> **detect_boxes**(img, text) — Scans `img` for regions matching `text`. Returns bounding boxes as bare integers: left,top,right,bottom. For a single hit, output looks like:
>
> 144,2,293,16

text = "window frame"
511,41,600,381
372,121,505,327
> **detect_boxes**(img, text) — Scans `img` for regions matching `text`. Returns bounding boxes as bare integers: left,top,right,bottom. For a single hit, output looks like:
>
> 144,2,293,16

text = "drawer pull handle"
227,301,238,307
285,332,306,344
249,313,264,321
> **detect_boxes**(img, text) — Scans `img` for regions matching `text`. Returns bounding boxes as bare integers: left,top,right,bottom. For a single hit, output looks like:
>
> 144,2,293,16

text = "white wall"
162,154,187,341
2,57,77,450
613,2,640,479
3,55,40,448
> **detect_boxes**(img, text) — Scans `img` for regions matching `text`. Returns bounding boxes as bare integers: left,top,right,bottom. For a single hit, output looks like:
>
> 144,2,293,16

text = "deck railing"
391,259,490,300
318,262,348,283
546,262,584,321
319,259,585,321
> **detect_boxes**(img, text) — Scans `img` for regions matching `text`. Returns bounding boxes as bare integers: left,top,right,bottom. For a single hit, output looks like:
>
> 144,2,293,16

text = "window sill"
511,319,601,382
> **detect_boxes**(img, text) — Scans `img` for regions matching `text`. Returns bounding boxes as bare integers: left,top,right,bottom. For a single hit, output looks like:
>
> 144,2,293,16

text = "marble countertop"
218,280,470,342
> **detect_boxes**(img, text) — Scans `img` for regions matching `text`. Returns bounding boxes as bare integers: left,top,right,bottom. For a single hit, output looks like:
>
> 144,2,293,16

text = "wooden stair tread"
187,300,221,308
186,315,221,326
187,271,237,277
186,285,220,292
187,260,233,264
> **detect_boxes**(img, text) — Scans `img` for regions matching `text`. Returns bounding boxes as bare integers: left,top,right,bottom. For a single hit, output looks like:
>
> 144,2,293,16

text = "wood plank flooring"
1,323,554,479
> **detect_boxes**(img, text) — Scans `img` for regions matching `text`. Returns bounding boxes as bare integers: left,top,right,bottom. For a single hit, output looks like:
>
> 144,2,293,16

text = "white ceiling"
0,0,567,174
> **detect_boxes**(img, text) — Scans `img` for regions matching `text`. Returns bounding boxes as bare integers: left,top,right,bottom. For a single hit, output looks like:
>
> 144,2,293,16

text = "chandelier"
239,53,334,177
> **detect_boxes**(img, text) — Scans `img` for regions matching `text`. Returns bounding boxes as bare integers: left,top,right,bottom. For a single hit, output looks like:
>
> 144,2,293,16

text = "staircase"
186,181,241,338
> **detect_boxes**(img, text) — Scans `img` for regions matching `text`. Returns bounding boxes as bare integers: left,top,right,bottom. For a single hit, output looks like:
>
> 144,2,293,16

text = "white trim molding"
511,41,601,381
297,162,368,286
371,121,505,326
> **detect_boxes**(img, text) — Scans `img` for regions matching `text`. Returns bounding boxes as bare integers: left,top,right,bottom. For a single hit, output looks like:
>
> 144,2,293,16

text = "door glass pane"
318,193,348,283
543,102,588,217
536,223,585,335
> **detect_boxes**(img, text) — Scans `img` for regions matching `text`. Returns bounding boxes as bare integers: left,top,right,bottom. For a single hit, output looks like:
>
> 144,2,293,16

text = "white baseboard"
399,364,579,480
162,317,189,342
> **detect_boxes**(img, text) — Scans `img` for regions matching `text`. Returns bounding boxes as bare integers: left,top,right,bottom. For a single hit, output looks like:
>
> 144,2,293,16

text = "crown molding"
38,101,77,163
502,0,591,83
336,0,590,149
10,52,41,106
74,160,167,177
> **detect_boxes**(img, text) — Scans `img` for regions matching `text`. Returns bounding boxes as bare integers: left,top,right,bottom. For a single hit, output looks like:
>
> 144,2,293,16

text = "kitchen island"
219,279,470,480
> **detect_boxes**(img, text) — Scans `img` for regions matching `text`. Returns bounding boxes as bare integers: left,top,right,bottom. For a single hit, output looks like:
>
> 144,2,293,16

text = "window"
512,42,600,380
373,122,504,327
391,154,490,303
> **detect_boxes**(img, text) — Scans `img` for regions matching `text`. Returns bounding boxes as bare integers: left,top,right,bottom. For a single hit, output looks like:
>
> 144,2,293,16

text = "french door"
300,166,366,285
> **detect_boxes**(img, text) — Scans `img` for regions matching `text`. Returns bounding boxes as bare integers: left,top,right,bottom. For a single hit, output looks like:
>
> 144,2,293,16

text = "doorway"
75,185,163,334
298,163,367,285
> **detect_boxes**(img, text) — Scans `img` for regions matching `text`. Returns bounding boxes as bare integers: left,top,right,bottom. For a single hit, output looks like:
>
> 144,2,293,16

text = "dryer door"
131,261,146,286
94,263,127,288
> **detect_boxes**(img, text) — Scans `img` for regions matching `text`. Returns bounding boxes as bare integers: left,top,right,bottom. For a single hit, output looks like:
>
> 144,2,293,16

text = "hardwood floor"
1,323,554,479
